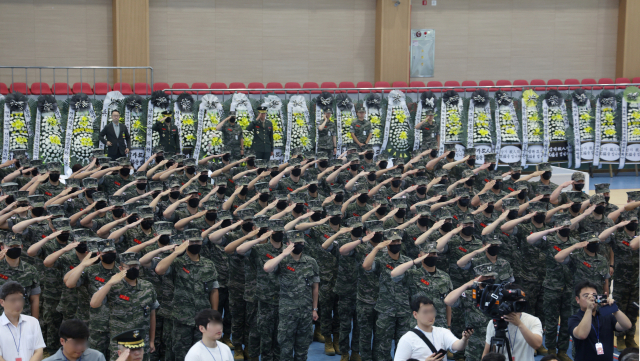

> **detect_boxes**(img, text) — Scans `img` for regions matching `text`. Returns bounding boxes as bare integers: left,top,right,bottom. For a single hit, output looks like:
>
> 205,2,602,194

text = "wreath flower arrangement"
5,92,30,151
545,90,567,141
523,90,543,142
572,90,594,141
176,93,196,149
366,94,384,144
598,92,618,142
442,90,462,142
261,95,285,148
36,95,63,162
383,90,412,158
69,94,95,162
290,111,311,149
628,98,640,142
236,109,252,148
203,110,224,155
495,91,520,143
470,90,492,144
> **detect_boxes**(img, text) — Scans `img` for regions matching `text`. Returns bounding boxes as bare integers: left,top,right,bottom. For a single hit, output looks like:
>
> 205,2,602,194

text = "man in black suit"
99,109,130,160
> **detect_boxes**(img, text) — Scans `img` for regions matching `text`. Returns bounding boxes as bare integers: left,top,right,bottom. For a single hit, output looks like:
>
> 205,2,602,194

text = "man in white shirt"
482,283,543,361
0,281,45,361
395,296,473,361
185,309,234,361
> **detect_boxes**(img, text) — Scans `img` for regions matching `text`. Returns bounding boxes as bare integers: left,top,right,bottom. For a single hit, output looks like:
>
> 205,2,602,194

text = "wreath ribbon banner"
145,101,155,159
541,100,551,163
381,90,410,153
2,104,10,163
173,102,183,156
620,98,630,169
414,100,423,152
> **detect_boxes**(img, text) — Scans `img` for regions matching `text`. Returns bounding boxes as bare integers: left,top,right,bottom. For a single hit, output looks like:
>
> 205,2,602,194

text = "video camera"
476,282,528,318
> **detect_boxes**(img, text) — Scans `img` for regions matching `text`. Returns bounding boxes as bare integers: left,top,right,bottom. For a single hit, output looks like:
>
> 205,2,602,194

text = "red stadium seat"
496,80,512,91
247,82,265,94
479,80,497,92
374,81,391,93
512,79,528,91
0,83,9,95
9,83,29,94
191,82,210,95
228,82,247,94
444,81,463,93
427,81,443,93
392,81,409,92
410,81,427,93
153,82,170,92
581,78,601,90
321,82,340,93
113,83,133,95
633,77,640,84
564,79,580,91
462,80,477,93
30,82,52,95
356,81,372,94
615,78,630,90
547,79,563,90
284,82,306,94
599,78,614,90
72,82,93,95
171,83,190,95
266,82,285,94
52,83,71,95
339,81,358,94
210,82,227,95
134,83,152,95
303,82,321,95
530,79,546,91
94,83,111,95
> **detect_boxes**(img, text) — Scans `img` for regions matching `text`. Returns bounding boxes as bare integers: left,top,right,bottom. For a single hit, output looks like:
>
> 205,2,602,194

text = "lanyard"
7,323,22,354
506,315,521,354
591,315,600,342
201,341,223,361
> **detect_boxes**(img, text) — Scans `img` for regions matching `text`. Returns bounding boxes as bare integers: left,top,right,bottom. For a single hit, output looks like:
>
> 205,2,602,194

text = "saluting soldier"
112,329,147,361
0,233,40,316
152,111,180,154
217,113,245,159
245,106,274,161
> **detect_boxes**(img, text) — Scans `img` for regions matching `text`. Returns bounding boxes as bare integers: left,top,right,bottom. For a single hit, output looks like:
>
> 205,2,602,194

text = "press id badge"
363,131,367,135
595,342,604,355
235,135,238,140
328,131,332,136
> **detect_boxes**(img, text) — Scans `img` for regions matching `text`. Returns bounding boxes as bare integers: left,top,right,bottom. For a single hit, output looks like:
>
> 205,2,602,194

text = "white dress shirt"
394,325,459,361
0,312,46,361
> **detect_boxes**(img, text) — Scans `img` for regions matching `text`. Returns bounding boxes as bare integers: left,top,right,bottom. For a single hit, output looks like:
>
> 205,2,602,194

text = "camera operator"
394,296,473,361
481,283,542,361
568,280,632,361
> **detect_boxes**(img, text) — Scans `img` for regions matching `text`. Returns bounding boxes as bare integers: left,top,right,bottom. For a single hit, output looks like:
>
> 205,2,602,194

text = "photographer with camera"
568,280,632,360
481,283,542,361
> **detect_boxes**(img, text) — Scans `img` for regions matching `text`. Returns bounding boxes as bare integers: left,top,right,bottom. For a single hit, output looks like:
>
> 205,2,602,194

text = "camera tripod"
489,318,513,361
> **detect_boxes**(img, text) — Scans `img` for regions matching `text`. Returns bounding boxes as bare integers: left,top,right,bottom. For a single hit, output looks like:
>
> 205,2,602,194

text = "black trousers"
109,147,125,161
254,150,271,160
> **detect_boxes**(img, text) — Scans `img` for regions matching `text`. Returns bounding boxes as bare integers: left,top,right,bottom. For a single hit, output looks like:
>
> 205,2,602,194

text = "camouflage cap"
52,217,72,231
244,149,256,159
307,200,324,212
462,169,475,179
303,150,315,160
502,198,519,211
415,178,429,186
537,185,554,195
626,191,640,202
254,215,269,229
97,157,111,166
290,147,303,157
421,243,439,255
65,178,81,189
100,239,117,252
509,162,522,172
325,204,342,216
202,200,217,211
173,154,185,163
433,208,452,221
455,188,470,198
290,193,305,204
464,147,476,157
149,181,164,191
330,184,345,195
255,182,270,195
93,148,106,157
459,214,474,224
183,229,202,241
14,190,29,202
288,157,302,167
237,208,256,221
87,239,102,253
571,172,585,181
235,177,250,187
620,210,638,222
120,252,140,266
29,159,43,167
347,146,358,153
346,216,363,229
155,221,174,235
444,144,457,152
183,184,199,195
316,151,329,160
163,151,175,160
478,192,495,204
286,230,305,243
555,213,572,227
135,172,147,181
376,153,389,162
274,192,288,202
110,195,126,207
117,157,131,167
431,184,448,196
83,178,99,189
355,182,369,194
483,153,496,163
528,202,547,214
413,159,427,169
168,177,182,189
1,182,19,194
391,197,408,209
184,158,197,167
482,233,503,245
388,168,402,178
364,144,374,152
372,194,389,205
566,191,585,203
92,192,107,202
153,145,164,154
383,228,403,241
364,163,378,173
137,206,154,219
72,229,94,242
347,153,360,163
330,158,345,167
594,183,610,194
5,233,22,247
516,182,529,191
47,204,65,217
108,161,119,168
47,162,62,172
214,176,228,186
170,234,184,245
28,195,46,208
217,210,233,220
435,169,448,178
267,160,281,169
415,204,431,216
590,193,605,205
254,159,267,169
538,163,552,172
365,220,383,232
474,263,498,277
124,203,139,215
268,219,285,232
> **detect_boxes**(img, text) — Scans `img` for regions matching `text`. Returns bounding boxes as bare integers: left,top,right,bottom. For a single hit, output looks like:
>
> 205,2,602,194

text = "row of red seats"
2,78,638,96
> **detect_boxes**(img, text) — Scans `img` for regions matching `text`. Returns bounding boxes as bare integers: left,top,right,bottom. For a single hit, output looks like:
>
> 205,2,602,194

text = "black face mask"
372,232,383,244
541,171,552,180
351,227,363,238
447,152,455,159
308,184,318,193
511,173,521,180
365,153,374,160
205,212,217,221
112,208,125,218
604,196,610,203
257,228,268,237
188,198,200,208
152,191,161,199
239,187,249,196
96,201,108,210
242,222,254,232
558,228,570,237
311,212,322,222
417,171,426,177
292,243,304,255
293,204,304,214
570,203,582,213
594,205,605,215
430,150,438,158
221,219,232,228
487,245,500,256
367,174,377,182
533,213,545,224
625,223,637,232
423,257,437,267
574,183,585,191
49,173,61,182
395,209,406,219
156,155,164,162
100,252,117,264
540,197,550,203
259,194,270,202
217,187,227,195
270,170,280,178
5,196,15,205
458,198,470,207
6,248,21,259
119,168,130,177
350,164,359,171
197,174,209,183
465,179,475,187
165,117,171,123
272,232,284,242
85,189,98,199
222,154,231,162
126,268,139,280
488,164,496,171
417,217,429,227
166,161,175,167
247,159,255,167
586,242,599,254
159,235,171,245
186,167,196,175
388,244,402,254
439,196,448,202
76,243,88,253
276,201,288,210
462,226,474,236
416,187,426,195
391,180,401,188
330,216,342,225
319,160,329,168
291,168,302,177
439,178,448,185
358,194,369,203
485,205,494,214
518,190,527,200
141,220,154,229
188,244,202,254
136,183,147,190
32,207,45,217
58,232,70,242
493,182,502,190
169,191,180,199
127,215,139,224
17,202,28,208
507,210,518,220
441,222,453,232
467,158,476,166
379,161,388,169
334,194,344,202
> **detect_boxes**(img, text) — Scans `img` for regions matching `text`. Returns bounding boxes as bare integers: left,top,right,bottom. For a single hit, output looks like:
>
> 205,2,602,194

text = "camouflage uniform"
418,120,439,150
578,207,615,261
562,241,610,294
452,285,492,361
608,219,639,337
225,228,251,352
350,117,371,150
55,250,85,321
36,180,66,200
0,234,40,316
102,171,134,197
317,112,337,156
220,121,244,159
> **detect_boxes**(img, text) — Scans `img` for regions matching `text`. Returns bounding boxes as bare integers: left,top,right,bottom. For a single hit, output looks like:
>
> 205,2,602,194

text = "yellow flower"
81,116,88,121
300,136,309,146
604,129,616,136
602,107,613,113
632,111,640,120
479,129,489,136
49,135,61,145
186,134,196,141
370,116,380,125
528,113,539,122
477,112,488,121
450,127,461,135
554,130,565,137
449,113,460,122
273,125,281,132
551,113,563,121
273,133,282,141
78,119,90,128
603,112,614,122
296,117,306,127
211,137,223,146
372,129,381,138
16,136,28,144
580,113,592,121
399,132,408,140
396,111,407,123
119,117,125,124
475,121,488,127
533,128,543,135
506,128,516,135
134,135,145,142
244,139,253,148
80,137,93,147
10,120,25,130
343,117,353,127
502,113,512,121
584,126,593,133
523,90,539,107
238,118,250,128
183,118,195,126
132,120,144,130
632,129,640,136
45,116,59,127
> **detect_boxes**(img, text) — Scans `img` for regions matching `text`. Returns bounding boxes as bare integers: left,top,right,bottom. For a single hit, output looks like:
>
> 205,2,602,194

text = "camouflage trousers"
449,307,465,360
464,332,487,361
172,321,201,361
42,297,63,354
149,315,168,361
613,280,639,336
258,300,281,361
319,283,339,337
338,295,359,353
229,287,248,349
89,330,110,360
246,301,260,358
543,286,573,352
218,288,232,336
356,300,377,361
517,278,545,330
163,317,174,361
374,312,411,361
277,307,313,361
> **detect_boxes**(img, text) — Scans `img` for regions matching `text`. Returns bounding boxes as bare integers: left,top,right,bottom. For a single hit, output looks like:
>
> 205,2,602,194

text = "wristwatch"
313,308,318,311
